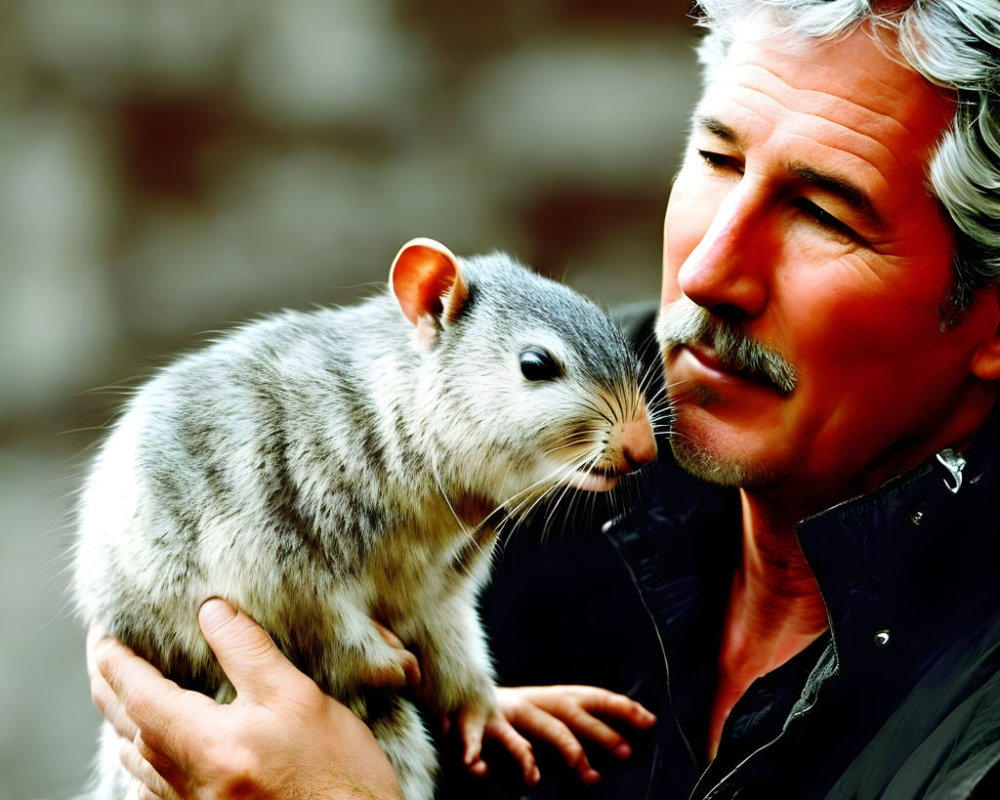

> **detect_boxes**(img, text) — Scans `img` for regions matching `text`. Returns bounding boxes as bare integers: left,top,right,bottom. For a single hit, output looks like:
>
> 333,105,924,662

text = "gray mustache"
656,299,798,393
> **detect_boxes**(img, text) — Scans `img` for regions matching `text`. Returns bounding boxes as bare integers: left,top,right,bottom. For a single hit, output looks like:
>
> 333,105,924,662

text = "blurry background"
0,1,700,797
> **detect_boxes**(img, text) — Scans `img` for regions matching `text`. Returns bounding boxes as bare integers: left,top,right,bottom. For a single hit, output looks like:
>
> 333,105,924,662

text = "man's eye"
795,199,857,240
697,149,739,171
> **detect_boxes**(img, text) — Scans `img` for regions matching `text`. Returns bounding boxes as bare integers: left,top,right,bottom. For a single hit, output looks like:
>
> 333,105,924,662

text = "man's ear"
389,238,469,350
971,287,1000,380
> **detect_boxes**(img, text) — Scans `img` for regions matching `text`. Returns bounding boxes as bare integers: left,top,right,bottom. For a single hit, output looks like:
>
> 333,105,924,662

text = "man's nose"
676,183,770,319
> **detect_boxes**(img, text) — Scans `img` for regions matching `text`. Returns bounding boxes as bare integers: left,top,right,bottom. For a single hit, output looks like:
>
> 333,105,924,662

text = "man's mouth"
682,340,794,394
686,341,738,374
656,300,798,394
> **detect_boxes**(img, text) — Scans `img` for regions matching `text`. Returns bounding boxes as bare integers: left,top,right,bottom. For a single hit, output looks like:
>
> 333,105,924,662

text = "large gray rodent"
74,238,658,800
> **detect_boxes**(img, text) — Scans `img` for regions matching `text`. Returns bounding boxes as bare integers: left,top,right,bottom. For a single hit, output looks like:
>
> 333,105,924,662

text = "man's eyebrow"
695,115,744,147
695,114,888,231
788,162,887,231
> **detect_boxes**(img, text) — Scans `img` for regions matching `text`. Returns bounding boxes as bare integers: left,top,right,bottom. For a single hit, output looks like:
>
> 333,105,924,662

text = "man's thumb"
198,597,293,699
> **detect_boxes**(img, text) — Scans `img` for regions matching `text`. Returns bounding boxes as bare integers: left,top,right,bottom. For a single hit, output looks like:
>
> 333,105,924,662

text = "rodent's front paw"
456,703,540,787
359,626,421,691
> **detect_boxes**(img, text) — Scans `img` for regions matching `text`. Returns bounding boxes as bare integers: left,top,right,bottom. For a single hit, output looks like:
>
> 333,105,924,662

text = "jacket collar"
796,400,1000,676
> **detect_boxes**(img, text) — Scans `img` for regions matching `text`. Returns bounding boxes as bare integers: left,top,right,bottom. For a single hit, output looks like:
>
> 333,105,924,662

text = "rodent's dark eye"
519,348,561,381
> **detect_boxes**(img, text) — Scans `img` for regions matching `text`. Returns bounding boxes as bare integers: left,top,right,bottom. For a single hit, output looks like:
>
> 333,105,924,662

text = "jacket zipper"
693,625,838,799
695,690,822,800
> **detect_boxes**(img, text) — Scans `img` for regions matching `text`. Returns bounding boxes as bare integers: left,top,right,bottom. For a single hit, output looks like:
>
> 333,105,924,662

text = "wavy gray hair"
693,0,1000,323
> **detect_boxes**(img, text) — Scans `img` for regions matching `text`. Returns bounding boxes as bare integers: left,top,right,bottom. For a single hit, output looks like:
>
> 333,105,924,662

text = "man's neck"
730,490,829,647
705,390,1000,760
708,490,829,760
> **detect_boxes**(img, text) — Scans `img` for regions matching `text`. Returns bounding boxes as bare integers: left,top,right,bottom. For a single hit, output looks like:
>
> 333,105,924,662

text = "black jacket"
435,308,1000,799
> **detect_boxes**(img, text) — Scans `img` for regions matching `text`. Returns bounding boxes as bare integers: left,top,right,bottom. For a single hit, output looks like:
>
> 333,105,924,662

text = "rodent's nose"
621,417,657,472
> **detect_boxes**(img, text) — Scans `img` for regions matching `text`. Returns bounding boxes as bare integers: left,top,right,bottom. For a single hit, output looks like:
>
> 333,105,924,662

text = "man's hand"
464,685,657,786
87,598,403,800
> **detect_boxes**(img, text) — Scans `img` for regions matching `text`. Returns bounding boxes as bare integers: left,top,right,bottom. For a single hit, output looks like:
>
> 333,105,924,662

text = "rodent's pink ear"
390,239,469,345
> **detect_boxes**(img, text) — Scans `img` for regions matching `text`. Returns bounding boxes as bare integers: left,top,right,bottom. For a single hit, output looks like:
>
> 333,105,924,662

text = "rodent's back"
73,294,426,678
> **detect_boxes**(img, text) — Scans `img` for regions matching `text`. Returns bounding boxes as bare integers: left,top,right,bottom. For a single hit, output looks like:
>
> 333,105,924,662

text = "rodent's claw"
398,649,422,690
360,648,421,690
366,620,421,690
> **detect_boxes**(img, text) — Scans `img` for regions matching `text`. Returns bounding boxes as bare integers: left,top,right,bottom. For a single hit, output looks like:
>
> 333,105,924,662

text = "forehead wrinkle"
711,69,915,201
719,80,903,182
730,46,955,162
748,58,919,126
736,63,913,155
728,28,939,117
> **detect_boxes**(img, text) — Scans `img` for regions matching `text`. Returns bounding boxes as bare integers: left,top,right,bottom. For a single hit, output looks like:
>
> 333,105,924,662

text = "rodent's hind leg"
369,695,437,800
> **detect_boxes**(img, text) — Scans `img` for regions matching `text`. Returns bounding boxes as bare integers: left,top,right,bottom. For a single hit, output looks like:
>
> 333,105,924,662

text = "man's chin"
669,435,771,489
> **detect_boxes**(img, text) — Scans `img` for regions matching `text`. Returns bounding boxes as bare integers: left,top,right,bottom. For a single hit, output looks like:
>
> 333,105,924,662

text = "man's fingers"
493,685,659,783
537,687,653,756
502,701,598,784
574,687,657,729
483,715,541,786
519,686,656,745
119,738,182,800
137,786,169,800
554,704,632,756
197,598,300,701
563,688,655,757
88,638,140,742
94,635,200,751
457,707,486,767
87,626,140,742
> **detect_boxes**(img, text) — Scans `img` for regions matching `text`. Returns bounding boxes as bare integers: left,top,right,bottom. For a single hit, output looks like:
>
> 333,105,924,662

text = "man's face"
658,24,999,506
